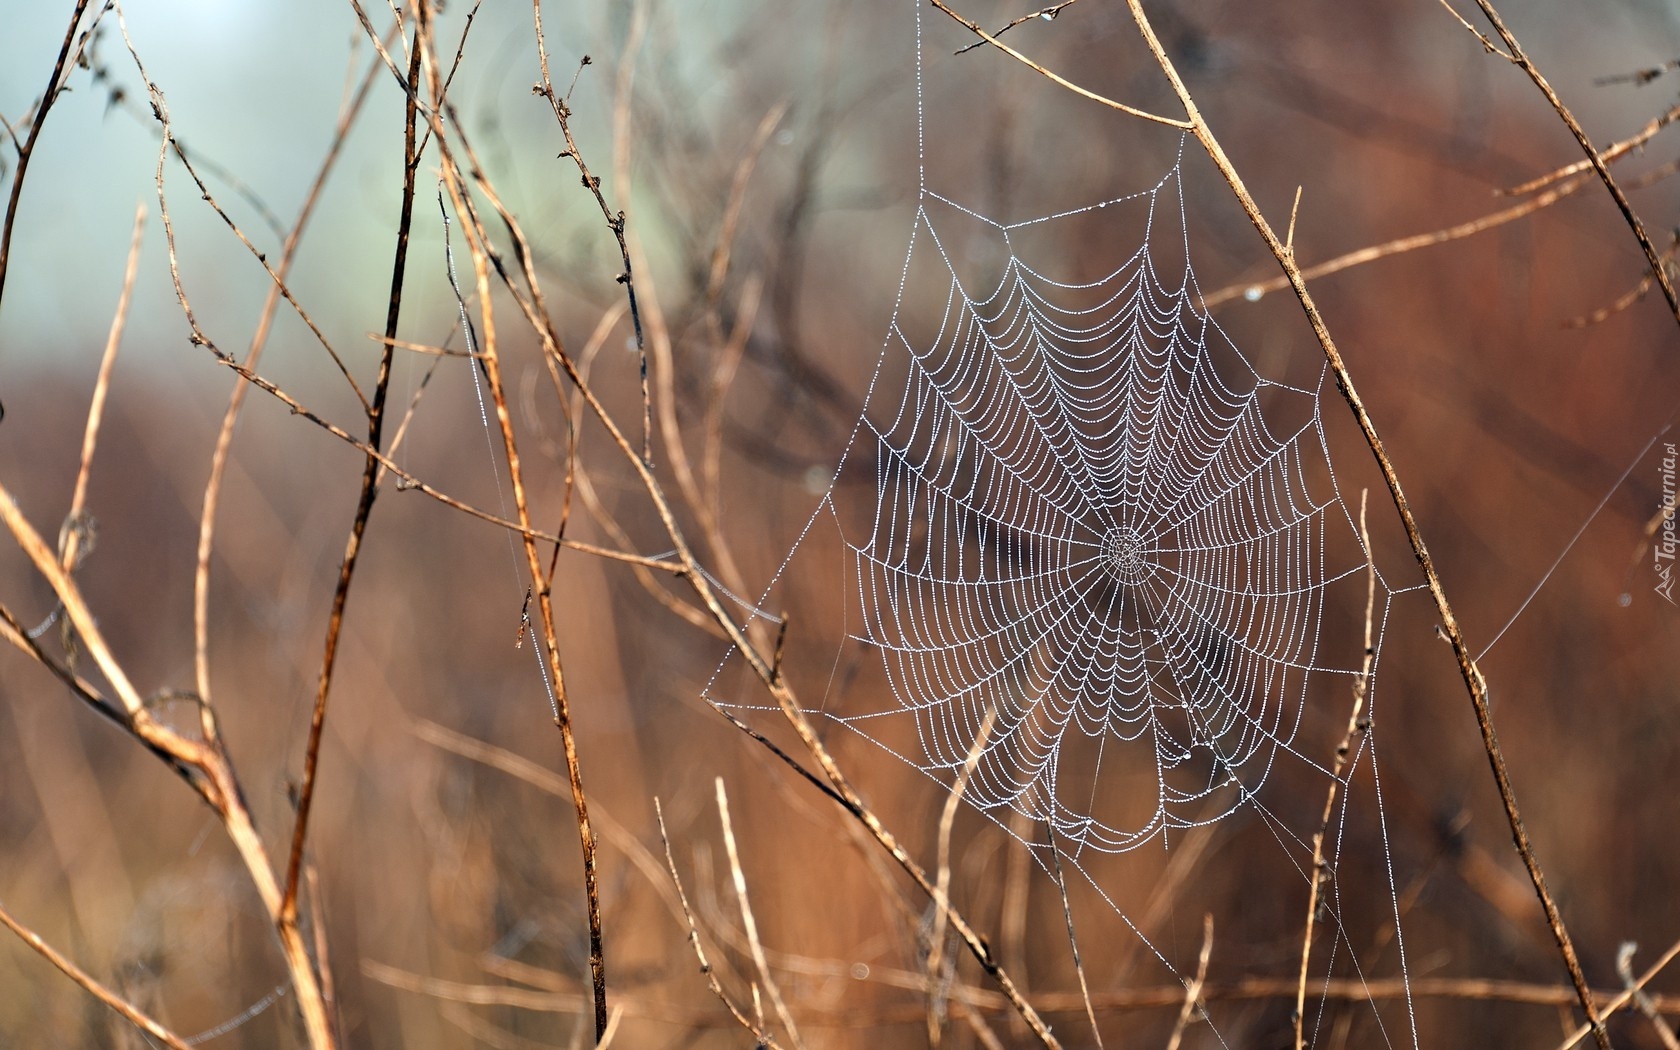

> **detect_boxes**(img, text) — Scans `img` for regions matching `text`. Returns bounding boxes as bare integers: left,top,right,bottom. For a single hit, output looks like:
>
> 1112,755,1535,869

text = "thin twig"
1558,936,1680,1049
715,779,806,1049
927,707,998,1047
1165,915,1213,1050
1435,0,1515,58
532,1,651,465
0,0,93,314
1565,230,1680,329
1596,60,1680,88
0,601,130,741
1618,943,1680,1050
1503,102,1680,196
1205,88,1680,310
413,5,609,1033
63,200,145,579
954,2,1082,55
1203,171,1591,309
0,898,192,1050
1296,490,1378,1050
278,19,416,939
927,0,1190,130
1463,0,1680,332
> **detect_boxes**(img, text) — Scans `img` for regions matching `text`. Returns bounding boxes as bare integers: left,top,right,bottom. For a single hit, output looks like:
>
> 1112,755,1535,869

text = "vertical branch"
420,4,610,1036
926,707,997,1047
715,778,805,1049
277,21,418,929
1164,914,1213,1050
1296,491,1377,1050
655,800,784,1047
63,202,145,574
531,0,651,464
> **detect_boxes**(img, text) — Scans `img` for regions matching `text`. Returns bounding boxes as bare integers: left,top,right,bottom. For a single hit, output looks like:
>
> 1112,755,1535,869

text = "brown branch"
928,0,1189,130
0,601,135,744
416,5,609,1036
655,800,786,1047
1598,60,1680,88
63,201,145,579
1202,172,1591,310
954,1,1082,55
1164,915,1213,1050
0,898,192,1050
0,0,92,314
279,14,419,943
1565,229,1680,329
1465,0,1680,332
1296,491,1377,1050
1503,102,1680,197
1435,0,1515,59
1205,153,1680,312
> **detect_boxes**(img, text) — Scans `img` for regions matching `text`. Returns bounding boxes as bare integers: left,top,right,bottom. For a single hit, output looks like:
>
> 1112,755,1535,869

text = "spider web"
707,7,1417,1046
854,177,1350,850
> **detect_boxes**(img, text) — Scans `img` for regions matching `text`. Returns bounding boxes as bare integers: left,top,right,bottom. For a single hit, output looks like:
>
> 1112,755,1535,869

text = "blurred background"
2,0,1679,1046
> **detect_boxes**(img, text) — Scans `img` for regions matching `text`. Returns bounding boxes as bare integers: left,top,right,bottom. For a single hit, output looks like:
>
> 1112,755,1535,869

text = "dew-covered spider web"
707,6,1420,1046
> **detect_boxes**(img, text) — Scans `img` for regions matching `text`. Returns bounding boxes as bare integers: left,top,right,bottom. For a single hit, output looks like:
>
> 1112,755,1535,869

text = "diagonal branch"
0,899,192,1050
928,0,1190,130
1462,0,1680,329
0,0,93,315
279,13,419,941
410,3,610,1036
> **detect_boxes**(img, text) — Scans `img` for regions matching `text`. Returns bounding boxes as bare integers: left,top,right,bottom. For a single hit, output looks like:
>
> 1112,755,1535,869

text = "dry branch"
1463,0,1680,333
0,900,191,1050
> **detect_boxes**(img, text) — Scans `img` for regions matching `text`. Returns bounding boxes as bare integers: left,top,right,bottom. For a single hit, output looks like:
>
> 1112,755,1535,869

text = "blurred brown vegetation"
2,1,1679,1047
